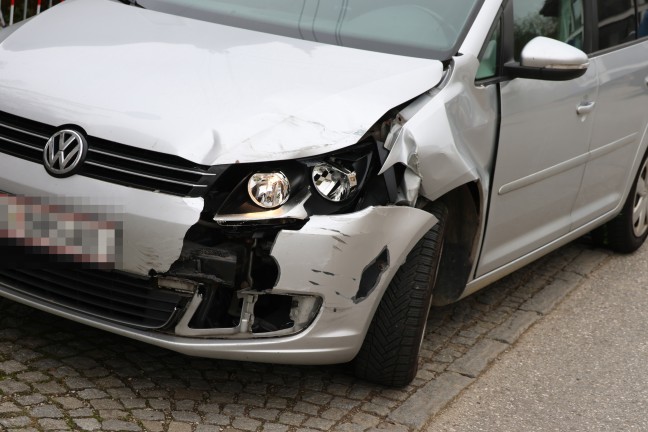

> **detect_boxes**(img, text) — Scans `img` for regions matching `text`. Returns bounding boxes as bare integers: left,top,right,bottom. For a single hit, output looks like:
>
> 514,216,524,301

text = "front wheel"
353,203,447,387
600,153,648,253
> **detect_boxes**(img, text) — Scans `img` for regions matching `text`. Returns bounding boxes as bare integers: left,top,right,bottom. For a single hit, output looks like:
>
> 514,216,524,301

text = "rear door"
571,0,648,227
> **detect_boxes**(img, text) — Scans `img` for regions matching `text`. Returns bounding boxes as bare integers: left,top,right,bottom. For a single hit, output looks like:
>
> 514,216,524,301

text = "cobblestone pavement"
0,239,611,432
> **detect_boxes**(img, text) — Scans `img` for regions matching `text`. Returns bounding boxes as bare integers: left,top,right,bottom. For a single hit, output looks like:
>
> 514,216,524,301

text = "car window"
513,0,584,60
138,0,484,60
476,20,500,80
637,0,648,38
597,0,636,50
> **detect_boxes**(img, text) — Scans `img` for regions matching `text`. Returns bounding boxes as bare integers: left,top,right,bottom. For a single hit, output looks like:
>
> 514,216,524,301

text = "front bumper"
1,155,436,364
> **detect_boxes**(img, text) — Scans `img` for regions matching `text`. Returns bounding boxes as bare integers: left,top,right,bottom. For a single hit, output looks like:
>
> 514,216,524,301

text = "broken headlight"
311,163,358,202
247,172,290,209
210,142,378,223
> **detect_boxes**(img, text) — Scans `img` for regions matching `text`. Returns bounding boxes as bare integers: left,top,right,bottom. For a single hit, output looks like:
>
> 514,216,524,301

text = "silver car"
0,0,647,386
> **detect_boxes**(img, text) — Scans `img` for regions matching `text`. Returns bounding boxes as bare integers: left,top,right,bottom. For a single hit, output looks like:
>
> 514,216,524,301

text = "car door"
477,0,598,276
571,0,648,227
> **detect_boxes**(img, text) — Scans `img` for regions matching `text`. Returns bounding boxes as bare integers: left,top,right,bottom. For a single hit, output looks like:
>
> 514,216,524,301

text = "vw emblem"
43,129,88,177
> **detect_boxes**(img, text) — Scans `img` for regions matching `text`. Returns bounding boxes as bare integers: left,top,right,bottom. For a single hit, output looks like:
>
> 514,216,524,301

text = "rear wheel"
353,202,447,387
599,153,648,253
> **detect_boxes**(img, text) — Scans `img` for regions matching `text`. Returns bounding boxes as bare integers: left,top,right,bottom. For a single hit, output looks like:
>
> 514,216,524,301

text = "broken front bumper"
0,194,436,365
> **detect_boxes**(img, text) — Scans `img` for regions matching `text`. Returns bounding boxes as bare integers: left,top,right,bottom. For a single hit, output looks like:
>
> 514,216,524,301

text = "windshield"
137,0,484,59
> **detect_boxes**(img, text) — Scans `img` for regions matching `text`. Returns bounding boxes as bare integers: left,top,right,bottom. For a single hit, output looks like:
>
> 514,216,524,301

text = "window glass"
638,0,648,38
138,0,484,60
476,21,500,80
597,0,636,50
513,0,584,60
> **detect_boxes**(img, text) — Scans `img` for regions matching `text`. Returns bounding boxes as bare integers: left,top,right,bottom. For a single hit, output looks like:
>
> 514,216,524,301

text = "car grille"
0,269,191,330
0,110,221,197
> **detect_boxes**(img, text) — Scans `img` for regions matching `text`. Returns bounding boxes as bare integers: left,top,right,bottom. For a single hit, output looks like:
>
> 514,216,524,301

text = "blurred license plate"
0,193,122,269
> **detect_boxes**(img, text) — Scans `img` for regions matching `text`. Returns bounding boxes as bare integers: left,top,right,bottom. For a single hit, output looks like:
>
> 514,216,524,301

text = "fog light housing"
312,163,358,202
247,172,290,209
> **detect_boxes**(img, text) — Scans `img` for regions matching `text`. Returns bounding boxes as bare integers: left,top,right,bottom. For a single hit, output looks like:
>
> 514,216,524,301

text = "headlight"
312,163,358,202
247,172,290,209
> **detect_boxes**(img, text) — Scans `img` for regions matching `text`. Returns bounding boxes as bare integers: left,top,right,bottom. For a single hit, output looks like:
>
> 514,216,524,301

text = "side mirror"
504,36,590,81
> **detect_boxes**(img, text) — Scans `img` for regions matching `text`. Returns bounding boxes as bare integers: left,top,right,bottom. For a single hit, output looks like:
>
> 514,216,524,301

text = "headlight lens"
247,172,291,209
312,163,358,202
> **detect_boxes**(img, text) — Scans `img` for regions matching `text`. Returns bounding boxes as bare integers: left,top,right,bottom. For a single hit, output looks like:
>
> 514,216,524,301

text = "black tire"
353,202,447,387
598,153,648,254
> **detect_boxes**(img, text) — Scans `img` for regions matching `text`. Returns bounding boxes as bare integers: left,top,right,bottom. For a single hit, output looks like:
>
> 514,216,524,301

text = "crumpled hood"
0,0,444,165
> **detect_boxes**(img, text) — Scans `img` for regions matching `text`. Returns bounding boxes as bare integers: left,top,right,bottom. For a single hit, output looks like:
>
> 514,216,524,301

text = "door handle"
577,101,596,116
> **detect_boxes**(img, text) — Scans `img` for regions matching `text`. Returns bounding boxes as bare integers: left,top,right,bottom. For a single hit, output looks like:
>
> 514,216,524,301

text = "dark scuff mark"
333,246,343,252
321,228,351,238
332,236,348,245
353,247,390,303
309,281,320,286
312,269,335,276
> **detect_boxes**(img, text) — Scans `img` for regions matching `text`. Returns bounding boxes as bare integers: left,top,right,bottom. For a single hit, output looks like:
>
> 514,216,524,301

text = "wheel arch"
426,180,483,306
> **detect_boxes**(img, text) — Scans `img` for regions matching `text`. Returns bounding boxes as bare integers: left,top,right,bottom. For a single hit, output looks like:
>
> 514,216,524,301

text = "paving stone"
249,407,279,421
53,397,84,410
447,339,509,378
303,417,336,430
204,413,230,425
30,405,64,418
0,379,31,394
168,422,193,432
0,360,28,374
101,419,142,431
38,418,69,430
232,417,262,431
68,408,94,418
74,418,102,431
521,278,577,315
98,409,129,420
293,401,320,416
332,422,367,432
16,371,49,383
15,394,47,406
222,404,246,417
172,410,201,422
329,397,361,410
0,416,33,428
301,391,333,405
132,409,165,421
76,389,109,400
260,424,289,432
33,381,66,394
351,412,381,428
175,400,196,411
90,399,124,410
488,310,540,344
279,412,306,426
238,393,265,407
563,248,609,275
361,402,391,416
321,407,347,421
372,422,410,432
389,372,474,429
140,421,164,432
148,399,171,411
122,398,147,409
0,401,22,413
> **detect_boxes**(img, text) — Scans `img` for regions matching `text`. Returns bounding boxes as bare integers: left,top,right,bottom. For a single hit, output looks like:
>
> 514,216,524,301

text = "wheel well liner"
431,182,481,306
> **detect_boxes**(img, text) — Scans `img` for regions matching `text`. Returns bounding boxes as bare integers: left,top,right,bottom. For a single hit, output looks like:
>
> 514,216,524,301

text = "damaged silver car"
1,0,647,386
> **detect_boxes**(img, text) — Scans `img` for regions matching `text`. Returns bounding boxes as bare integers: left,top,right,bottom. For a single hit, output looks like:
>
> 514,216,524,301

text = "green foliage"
513,14,558,60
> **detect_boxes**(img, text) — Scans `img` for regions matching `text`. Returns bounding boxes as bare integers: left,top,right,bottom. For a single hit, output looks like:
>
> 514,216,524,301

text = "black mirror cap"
504,62,588,82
